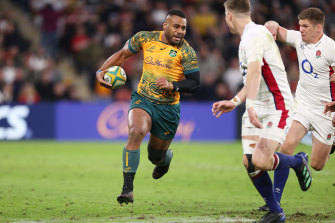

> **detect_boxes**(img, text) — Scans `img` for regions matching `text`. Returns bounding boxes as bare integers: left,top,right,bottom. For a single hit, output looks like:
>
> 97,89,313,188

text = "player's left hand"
156,77,172,90
247,107,263,128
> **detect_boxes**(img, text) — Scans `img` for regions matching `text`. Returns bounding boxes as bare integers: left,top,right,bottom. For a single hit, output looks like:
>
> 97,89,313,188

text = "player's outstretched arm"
246,61,263,128
212,86,246,118
264,21,288,42
96,40,134,89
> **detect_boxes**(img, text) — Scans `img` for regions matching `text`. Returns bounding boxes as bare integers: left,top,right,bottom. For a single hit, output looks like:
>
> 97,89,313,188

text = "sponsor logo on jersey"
316,50,321,58
327,134,331,140
169,50,177,57
144,56,172,69
267,121,273,128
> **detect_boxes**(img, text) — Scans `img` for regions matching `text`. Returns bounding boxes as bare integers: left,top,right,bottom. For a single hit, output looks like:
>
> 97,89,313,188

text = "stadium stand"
1,0,335,103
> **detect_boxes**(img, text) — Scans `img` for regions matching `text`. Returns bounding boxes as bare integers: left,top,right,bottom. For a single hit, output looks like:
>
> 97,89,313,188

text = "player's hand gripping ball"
103,66,126,89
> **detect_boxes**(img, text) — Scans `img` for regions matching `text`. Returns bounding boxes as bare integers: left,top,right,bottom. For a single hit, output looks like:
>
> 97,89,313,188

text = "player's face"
225,10,237,34
163,15,187,46
299,19,318,43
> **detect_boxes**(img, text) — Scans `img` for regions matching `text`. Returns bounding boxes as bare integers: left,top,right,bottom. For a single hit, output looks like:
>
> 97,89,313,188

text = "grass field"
0,141,334,223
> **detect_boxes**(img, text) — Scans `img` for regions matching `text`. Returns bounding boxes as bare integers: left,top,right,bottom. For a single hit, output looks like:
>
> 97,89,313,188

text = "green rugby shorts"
129,91,180,140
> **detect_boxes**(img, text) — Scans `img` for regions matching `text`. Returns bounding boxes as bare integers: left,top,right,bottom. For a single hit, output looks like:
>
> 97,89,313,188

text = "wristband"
246,98,255,109
230,96,241,107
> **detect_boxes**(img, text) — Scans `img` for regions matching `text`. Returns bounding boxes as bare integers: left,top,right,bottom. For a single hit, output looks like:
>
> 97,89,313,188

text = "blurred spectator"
223,57,243,95
36,3,64,59
18,82,40,104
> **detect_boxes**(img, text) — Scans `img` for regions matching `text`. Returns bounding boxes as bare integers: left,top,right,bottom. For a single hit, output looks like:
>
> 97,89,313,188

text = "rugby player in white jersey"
212,0,311,222
263,8,335,211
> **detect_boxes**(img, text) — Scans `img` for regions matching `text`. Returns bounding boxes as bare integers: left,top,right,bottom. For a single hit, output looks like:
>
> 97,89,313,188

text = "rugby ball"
103,66,127,89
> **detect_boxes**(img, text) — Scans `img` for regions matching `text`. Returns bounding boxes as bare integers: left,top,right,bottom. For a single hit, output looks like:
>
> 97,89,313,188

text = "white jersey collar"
241,22,255,39
303,33,325,48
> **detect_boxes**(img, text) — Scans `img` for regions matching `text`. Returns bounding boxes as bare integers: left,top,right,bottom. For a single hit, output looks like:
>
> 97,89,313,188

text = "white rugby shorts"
241,108,292,154
293,102,335,145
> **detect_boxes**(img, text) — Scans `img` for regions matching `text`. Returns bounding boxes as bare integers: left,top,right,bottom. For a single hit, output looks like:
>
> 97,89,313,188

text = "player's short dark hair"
298,8,325,27
166,9,186,19
224,0,250,14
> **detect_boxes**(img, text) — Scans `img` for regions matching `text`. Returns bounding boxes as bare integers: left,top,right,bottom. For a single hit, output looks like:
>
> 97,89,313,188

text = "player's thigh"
126,91,153,149
128,108,152,134
311,135,331,171
126,108,152,149
280,120,307,155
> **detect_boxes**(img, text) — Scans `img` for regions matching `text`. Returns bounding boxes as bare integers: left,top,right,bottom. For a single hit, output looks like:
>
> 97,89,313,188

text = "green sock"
122,148,140,173
159,149,173,167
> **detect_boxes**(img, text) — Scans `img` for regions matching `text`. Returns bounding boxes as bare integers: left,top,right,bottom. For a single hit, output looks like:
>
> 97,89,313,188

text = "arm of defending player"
96,40,134,89
246,61,263,128
264,21,288,42
212,86,246,118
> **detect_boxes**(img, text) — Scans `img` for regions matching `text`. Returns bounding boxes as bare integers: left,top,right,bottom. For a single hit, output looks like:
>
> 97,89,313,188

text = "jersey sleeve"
128,31,148,54
181,46,200,74
286,30,301,48
244,33,265,65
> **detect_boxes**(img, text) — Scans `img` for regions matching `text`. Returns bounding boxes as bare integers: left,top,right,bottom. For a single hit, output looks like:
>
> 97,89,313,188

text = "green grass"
0,141,334,223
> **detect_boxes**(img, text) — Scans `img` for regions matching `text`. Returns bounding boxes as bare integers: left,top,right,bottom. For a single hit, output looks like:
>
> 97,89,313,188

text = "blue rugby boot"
294,152,312,191
258,211,286,223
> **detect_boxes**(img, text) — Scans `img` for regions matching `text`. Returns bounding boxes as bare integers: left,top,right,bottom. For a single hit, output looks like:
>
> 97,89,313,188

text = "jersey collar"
241,22,255,39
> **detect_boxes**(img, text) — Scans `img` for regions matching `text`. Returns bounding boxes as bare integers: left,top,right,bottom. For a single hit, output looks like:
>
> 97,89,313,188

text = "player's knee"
252,155,269,170
128,125,148,140
311,160,324,171
147,145,165,165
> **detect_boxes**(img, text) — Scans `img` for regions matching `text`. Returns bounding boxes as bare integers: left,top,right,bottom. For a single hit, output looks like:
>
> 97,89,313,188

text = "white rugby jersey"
239,22,294,127
286,30,335,109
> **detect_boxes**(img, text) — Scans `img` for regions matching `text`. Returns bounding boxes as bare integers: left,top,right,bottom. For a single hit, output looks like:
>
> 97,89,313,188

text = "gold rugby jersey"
128,31,199,104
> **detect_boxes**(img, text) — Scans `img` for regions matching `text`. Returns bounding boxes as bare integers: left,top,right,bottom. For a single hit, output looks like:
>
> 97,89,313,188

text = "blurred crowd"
1,0,335,104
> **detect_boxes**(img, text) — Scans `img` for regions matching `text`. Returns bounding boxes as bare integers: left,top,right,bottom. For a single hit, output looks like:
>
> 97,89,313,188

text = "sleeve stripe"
128,39,137,54
184,68,200,74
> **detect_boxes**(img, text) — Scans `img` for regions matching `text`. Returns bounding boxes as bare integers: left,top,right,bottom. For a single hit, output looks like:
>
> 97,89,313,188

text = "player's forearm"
171,71,200,93
246,62,261,102
236,86,247,102
277,26,288,42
